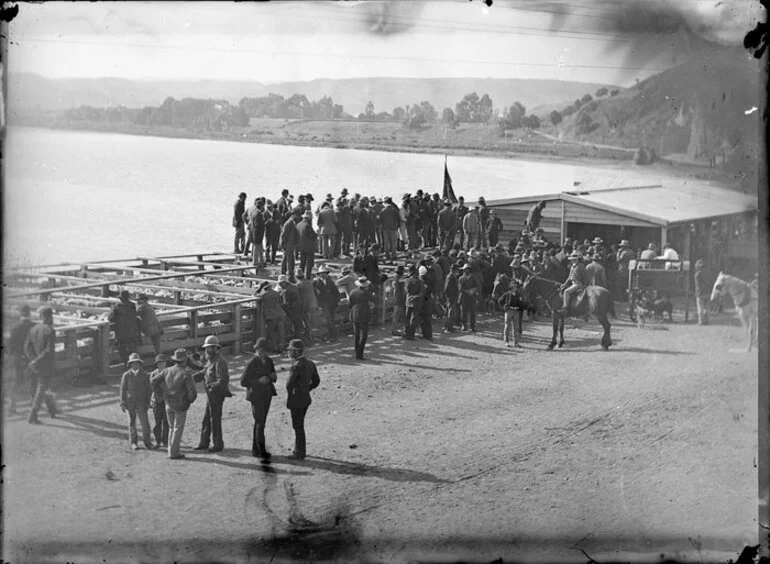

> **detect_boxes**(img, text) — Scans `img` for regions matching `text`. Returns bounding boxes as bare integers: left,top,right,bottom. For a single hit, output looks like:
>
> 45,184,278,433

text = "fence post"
254,297,264,339
189,310,199,338
379,283,387,325
97,325,111,380
65,329,78,385
233,303,242,354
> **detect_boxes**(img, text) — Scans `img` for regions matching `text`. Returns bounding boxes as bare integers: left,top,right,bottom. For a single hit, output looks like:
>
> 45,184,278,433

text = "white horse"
711,272,758,352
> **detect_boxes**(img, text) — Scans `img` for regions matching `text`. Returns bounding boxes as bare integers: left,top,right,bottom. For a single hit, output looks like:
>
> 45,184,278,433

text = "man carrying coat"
285,339,320,460
348,276,376,360
240,337,278,463
192,336,231,453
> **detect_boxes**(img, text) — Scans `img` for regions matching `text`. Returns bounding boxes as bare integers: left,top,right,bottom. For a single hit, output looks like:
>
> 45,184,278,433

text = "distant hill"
552,49,761,166
7,73,618,117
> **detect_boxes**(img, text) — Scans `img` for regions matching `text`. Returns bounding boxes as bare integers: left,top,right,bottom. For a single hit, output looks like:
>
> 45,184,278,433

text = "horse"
710,272,758,352
522,275,615,350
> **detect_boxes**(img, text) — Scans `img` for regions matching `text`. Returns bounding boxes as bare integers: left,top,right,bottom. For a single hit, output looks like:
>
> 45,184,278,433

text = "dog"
634,290,655,329
651,290,673,321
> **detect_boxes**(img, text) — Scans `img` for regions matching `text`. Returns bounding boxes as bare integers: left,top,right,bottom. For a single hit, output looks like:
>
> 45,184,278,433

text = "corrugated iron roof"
564,181,758,226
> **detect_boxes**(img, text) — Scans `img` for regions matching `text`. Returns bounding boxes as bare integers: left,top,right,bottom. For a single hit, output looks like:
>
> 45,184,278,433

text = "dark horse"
522,275,615,350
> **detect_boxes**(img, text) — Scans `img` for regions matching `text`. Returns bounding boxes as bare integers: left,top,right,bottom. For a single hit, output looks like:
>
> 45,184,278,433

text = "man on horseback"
560,252,588,314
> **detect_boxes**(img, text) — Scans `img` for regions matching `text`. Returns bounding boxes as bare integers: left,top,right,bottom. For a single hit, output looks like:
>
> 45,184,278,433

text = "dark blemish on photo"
744,0,769,59
0,3,19,23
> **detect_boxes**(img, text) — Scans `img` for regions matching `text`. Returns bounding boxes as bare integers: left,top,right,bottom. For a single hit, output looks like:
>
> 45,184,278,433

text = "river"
4,127,675,266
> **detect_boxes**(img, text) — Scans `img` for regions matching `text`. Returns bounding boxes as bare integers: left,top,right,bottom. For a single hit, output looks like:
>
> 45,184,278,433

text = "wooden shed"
486,180,758,274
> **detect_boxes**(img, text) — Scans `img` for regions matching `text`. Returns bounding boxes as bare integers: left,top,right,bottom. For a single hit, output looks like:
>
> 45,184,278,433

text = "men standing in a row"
192,336,231,453
7,305,34,414
349,276,376,360
233,192,247,255
25,306,58,424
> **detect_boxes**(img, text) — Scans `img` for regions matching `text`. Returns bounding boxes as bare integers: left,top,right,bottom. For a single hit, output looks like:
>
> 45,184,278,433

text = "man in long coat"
233,192,247,254
404,265,424,340
280,210,301,277
240,337,277,463
313,265,341,341
348,277,376,360
109,290,142,367
285,339,320,460
136,294,164,355
297,211,318,280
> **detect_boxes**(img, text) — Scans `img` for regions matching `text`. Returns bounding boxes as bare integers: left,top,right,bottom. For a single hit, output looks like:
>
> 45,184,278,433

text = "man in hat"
454,196,469,248
149,353,170,448
191,336,231,453
498,278,526,348
380,196,401,262
313,266,341,342
640,242,657,261
275,189,291,223
25,307,59,424
277,274,303,341
335,265,357,299
391,265,407,335
403,194,420,251
233,192,248,254
586,254,607,289
443,262,461,331
247,198,267,268
362,244,384,291
592,237,606,259
285,339,320,460
486,210,504,248
463,206,482,252
354,197,375,250
257,280,287,353
477,197,490,247
348,276,376,360
458,263,479,331
526,200,547,233
264,202,282,265
295,270,318,343
109,290,142,367
120,352,153,450
137,294,164,356
159,349,198,459
616,240,635,300
6,304,35,414
240,337,278,463
370,197,385,248
418,265,434,340
336,197,354,258
297,211,318,279
437,199,457,252
561,252,589,313
280,210,301,276
693,259,710,325
317,201,338,260
404,265,425,340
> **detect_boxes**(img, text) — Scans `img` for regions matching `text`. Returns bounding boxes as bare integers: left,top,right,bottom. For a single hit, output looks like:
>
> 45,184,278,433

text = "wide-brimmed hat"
619,240,631,248
568,252,581,260
127,353,142,365
38,306,54,317
341,266,352,274
443,199,452,206
592,253,602,260
202,335,222,349
287,339,304,351
418,266,428,277
154,354,169,365
119,290,131,300
355,276,371,287
318,265,330,274
254,337,268,351
277,274,289,284
461,264,472,270
171,349,187,362
470,249,479,258
592,237,604,244
255,280,270,293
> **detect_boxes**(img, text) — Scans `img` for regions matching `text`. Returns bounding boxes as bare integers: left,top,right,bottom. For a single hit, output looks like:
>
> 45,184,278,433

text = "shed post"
560,199,566,243
683,226,691,322
189,310,198,338
97,325,111,380
660,226,668,251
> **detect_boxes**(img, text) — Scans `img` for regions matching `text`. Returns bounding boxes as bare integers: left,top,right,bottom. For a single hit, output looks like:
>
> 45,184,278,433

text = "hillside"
7,73,618,117
550,49,762,168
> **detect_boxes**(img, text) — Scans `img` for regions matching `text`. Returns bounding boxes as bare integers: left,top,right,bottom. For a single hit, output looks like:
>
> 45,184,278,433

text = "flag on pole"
442,154,457,203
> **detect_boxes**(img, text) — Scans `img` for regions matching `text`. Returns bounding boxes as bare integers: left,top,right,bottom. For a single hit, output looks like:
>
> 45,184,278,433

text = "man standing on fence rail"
7,304,34,415
192,336,231,453
109,290,142,367
25,306,58,424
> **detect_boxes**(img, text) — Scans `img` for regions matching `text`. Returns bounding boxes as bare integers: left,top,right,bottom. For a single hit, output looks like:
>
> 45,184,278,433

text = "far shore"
10,119,727,183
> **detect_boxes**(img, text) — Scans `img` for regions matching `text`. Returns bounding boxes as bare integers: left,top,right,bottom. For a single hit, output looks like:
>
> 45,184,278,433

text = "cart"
627,259,690,322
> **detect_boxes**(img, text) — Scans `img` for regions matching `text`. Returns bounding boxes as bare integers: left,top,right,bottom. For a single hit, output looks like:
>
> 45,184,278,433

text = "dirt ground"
3,306,759,563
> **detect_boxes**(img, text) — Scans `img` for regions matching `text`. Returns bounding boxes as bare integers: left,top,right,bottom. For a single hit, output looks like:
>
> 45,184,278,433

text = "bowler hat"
155,354,169,365
38,306,54,317
619,240,631,248
171,349,187,362
462,264,472,270
287,339,304,351
592,237,604,244
355,276,371,287
568,251,581,260
318,265,330,274
202,335,222,349
119,290,131,300
127,353,142,365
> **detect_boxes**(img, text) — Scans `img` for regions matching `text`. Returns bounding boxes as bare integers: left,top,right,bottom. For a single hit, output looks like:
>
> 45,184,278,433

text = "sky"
7,0,764,88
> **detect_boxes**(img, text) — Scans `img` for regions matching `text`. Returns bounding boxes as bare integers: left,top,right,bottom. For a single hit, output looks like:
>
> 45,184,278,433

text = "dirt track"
3,308,758,563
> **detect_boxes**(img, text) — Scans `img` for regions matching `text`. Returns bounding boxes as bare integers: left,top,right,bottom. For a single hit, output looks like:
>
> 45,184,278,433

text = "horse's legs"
599,314,612,349
558,314,565,347
547,312,559,350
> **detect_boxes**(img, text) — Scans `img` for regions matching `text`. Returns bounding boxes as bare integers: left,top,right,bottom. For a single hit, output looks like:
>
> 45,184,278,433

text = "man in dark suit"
404,264,425,340
348,277,376,360
280,210,301,277
25,307,58,424
458,263,479,331
108,290,142,367
7,305,35,414
443,263,461,332
285,339,320,460
240,337,277,463
297,211,318,279
313,265,340,342
233,192,247,254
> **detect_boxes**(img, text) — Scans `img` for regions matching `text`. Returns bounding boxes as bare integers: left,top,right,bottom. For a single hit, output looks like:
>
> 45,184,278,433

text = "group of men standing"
232,189,507,268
